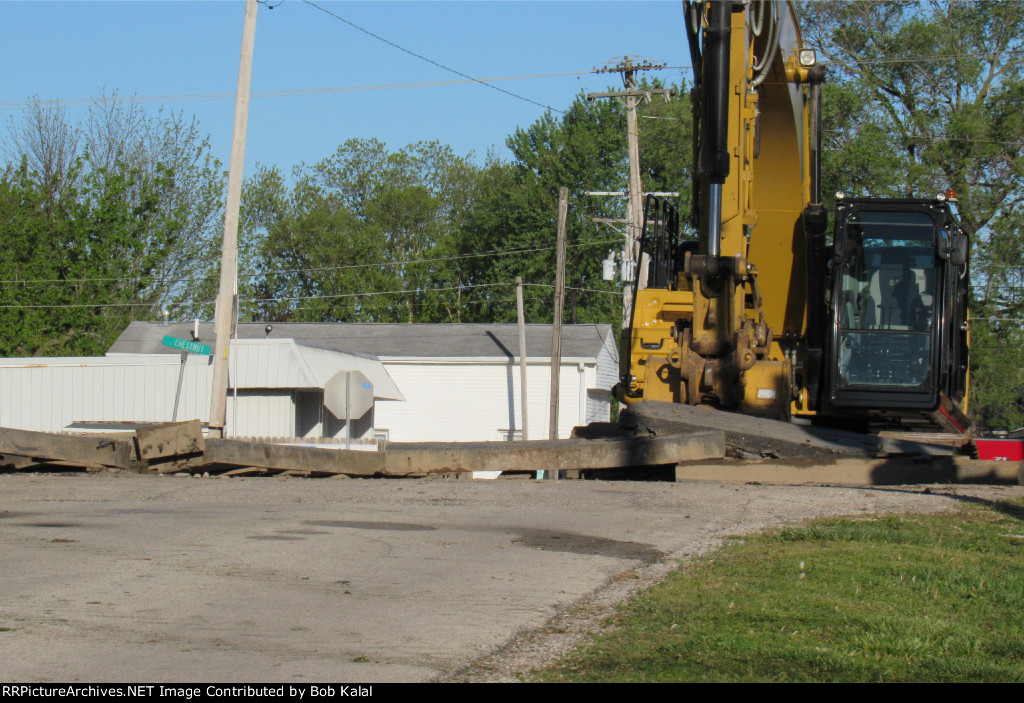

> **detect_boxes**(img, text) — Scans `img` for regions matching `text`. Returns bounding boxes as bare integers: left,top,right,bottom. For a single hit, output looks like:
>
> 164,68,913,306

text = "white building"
108,322,619,442
0,339,402,440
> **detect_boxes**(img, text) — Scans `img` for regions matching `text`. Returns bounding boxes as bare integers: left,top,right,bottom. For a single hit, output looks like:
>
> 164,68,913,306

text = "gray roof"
110,322,616,361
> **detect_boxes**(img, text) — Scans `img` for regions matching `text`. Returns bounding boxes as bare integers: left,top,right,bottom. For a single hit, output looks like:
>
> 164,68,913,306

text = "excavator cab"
827,196,970,430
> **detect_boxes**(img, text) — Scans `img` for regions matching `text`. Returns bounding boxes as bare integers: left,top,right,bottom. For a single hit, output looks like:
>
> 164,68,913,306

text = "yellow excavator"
618,0,971,435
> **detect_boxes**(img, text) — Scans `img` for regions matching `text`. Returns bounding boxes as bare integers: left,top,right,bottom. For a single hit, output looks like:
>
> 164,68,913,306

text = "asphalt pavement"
2,472,1018,683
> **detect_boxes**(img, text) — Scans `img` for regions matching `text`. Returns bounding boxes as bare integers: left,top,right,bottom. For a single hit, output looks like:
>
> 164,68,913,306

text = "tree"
969,320,1024,430
242,139,479,323
0,159,177,356
800,0,1024,430
0,95,225,354
457,86,693,325
1,97,79,207
636,78,695,214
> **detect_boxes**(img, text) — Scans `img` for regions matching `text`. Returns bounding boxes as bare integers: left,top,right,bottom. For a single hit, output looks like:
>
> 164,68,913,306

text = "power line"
0,238,622,288
247,282,504,305
246,282,622,305
0,300,201,311
301,0,565,114
821,128,1024,148
253,238,620,280
0,278,624,310
1,218,1018,291
824,50,1024,66
3,233,1017,293
4,280,1018,316
523,283,621,297
0,71,597,112
1,44,1013,115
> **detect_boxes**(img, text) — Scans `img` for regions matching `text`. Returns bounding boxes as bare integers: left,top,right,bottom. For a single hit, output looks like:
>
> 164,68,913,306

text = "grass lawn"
536,495,1024,682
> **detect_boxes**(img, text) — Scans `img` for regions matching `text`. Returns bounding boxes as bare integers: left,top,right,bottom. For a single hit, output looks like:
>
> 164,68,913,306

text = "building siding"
0,327,617,442
225,390,295,438
586,389,612,424
375,360,604,441
595,327,620,392
0,359,213,433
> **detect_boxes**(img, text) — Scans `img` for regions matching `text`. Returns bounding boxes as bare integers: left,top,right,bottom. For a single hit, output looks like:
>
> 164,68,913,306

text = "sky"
1,0,691,179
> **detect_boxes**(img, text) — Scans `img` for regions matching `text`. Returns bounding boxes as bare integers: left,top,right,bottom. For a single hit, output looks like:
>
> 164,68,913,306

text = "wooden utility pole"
548,187,569,452
516,277,529,441
587,57,674,330
210,0,258,439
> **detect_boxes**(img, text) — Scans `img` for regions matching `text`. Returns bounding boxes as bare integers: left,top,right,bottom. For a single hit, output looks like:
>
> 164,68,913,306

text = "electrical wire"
0,238,622,288
301,0,565,114
0,277,625,309
0,300,201,310
824,51,1024,66
254,238,620,280
0,71,599,112
820,127,1024,148
247,282,503,305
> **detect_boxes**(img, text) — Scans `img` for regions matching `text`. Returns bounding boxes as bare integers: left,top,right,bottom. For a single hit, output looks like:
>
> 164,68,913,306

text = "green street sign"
162,335,212,356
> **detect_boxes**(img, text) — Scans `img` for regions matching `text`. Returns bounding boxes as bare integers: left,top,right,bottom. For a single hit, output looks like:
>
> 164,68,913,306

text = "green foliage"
637,79,694,211
538,499,1024,683
0,159,175,355
0,80,695,349
458,86,692,324
242,139,478,323
803,0,1024,217
462,95,629,323
240,85,691,327
968,320,1024,430
0,95,225,354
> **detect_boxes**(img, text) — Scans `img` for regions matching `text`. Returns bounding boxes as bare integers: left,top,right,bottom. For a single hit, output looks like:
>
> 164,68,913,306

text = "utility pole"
548,187,569,452
210,0,258,439
587,57,675,331
516,276,529,441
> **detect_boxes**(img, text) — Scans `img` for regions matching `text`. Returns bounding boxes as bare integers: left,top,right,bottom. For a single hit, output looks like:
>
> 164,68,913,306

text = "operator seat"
867,261,926,330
